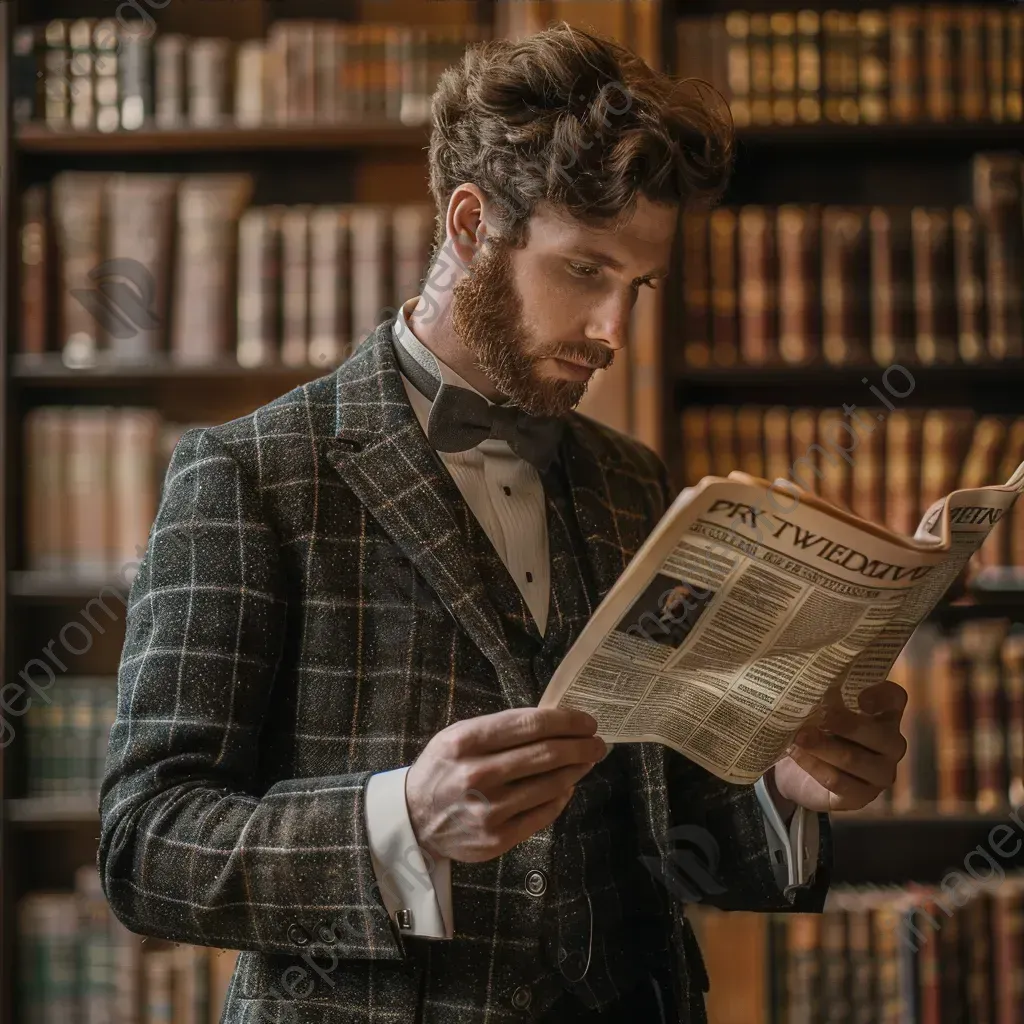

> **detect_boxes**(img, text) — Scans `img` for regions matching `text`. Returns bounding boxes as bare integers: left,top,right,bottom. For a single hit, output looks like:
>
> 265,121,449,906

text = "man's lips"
549,356,605,381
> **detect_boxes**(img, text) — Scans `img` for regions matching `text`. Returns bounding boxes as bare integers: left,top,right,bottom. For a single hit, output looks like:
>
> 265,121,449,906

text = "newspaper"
539,458,1024,784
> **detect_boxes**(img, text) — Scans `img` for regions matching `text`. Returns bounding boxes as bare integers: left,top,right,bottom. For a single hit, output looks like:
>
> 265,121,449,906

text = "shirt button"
525,869,548,897
511,986,532,1010
287,923,310,946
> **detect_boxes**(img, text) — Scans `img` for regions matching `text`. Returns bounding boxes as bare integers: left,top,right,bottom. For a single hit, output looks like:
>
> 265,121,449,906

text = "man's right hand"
404,707,608,864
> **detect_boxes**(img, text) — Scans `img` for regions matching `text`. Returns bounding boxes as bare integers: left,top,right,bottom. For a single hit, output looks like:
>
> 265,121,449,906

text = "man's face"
449,196,677,417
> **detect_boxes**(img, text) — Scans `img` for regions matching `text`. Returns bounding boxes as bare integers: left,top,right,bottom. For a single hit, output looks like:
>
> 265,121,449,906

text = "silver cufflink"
395,909,412,930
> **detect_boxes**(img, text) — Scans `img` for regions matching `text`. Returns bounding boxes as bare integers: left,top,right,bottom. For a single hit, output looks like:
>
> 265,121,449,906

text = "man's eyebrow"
567,247,669,279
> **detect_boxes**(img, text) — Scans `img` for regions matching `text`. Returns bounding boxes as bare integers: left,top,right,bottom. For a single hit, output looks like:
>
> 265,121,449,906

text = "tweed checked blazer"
99,321,830,1024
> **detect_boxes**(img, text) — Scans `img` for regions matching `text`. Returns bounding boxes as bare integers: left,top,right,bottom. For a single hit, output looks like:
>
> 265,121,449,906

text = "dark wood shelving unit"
16,122,432,154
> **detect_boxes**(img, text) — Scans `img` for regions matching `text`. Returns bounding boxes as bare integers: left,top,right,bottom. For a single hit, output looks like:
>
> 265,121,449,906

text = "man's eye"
568,262,599,278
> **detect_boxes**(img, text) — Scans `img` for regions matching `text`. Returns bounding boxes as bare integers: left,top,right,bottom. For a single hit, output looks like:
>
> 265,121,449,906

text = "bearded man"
100,24,908,1024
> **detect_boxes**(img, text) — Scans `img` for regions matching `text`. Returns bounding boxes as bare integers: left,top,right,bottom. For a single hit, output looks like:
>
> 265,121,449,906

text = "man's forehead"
525,199,677,252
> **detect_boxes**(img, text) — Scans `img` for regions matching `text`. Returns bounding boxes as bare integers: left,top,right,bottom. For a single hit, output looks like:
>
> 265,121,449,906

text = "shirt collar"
393,298,515,461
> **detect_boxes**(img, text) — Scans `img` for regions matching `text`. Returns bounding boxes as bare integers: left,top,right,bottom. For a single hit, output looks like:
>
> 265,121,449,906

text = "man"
99,24,908,1024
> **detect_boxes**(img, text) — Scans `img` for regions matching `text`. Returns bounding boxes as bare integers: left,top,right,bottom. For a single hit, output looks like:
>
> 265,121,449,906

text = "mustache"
547,341,615,371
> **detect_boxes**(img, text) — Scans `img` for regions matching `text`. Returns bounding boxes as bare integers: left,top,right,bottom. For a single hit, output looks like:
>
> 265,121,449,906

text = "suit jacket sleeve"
98,426,408,959
650,453,832,914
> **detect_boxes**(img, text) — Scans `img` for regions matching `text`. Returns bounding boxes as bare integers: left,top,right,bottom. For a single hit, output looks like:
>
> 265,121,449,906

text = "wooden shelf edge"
15,121,1024,155
15,123,432,154
5,796,99,825
11,354,334,386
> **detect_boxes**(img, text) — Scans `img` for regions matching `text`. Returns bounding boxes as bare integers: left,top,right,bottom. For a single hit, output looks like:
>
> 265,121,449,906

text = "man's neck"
406,295,505,403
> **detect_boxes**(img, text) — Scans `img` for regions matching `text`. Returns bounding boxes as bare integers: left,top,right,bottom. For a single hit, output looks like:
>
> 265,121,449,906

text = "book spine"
19,185,49,359
724,12,751,128
708,407,737,480
1007,9,1024,122
816,409,851,511
188,38,231,129
776,204,819,366
857,9,889,125
68,18,97,131
738,206,776,365
890,6,922,123
952,206,987,364
104,174,178,361
735,405,765,480
709,207,739,366
924,5,956,122
44,19,72,130
795,10,821,124
680,407,711,487
681,210,711,369
884,408,923,537
769,12,797,126
236,207,282,369
822,206,870,366
974,153,1024,361
959,6,986,121
280,206,312,367
347,206,391,351
234,40,267,129
94,19,120,134
154,34,187,130
52,172,108,367
111,409,161,571
911,207,957,365
308,206,350,368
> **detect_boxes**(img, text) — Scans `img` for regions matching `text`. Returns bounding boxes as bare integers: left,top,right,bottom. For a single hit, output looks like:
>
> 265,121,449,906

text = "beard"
448,239,613,417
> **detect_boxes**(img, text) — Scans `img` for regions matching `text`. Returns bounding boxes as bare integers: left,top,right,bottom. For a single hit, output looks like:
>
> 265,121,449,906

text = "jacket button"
287,923,310,946
511,986,532,1010
315,922,336,944
524,869,548,897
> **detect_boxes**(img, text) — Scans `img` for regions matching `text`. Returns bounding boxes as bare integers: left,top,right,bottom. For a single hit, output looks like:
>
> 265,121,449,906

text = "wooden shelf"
5,795,99,826
736,122,1024,148
10,354,332,388
15,120,1024,156
832,812,1024,885
15,123,432,155
8,569,134,601
676,363,1024,388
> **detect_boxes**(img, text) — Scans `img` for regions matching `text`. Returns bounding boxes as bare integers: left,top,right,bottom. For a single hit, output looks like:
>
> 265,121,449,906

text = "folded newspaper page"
539,458,1024,784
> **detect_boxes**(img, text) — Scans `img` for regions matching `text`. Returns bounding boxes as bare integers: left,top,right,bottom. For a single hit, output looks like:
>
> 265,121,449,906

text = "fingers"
483,735,608,785
450,707,598,756
785,746,879,810
488,761,597,824
502,790,576,849
810,704,907,762
792,728,898,790
857,679,909,717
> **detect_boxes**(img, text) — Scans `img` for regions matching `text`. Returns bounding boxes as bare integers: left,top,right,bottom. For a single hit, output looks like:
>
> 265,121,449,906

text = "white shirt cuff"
364,767,454,939
754,773,820,893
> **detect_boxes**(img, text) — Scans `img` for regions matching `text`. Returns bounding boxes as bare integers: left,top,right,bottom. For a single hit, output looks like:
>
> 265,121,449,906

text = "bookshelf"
3,0,1024,1022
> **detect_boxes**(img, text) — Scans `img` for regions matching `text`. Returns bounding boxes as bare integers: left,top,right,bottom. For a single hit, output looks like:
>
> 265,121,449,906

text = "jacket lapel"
323,324,537,710
558,418,654,606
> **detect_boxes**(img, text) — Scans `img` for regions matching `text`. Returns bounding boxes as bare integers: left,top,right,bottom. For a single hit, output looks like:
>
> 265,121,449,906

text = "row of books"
23,407,203,575
22,678,116,798
12,18,485,132
18,175,434,369
891,622,1024,814
679,151,1024,369
678,6,1024,127
678,406,1024,569
695,878,1024,1022
19,867,237,1024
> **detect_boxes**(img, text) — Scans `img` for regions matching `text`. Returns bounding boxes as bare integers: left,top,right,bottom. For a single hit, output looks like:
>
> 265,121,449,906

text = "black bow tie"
392,330,564,472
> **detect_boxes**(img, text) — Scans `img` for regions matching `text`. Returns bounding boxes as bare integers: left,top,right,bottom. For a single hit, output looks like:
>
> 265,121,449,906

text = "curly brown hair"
427,22,735,251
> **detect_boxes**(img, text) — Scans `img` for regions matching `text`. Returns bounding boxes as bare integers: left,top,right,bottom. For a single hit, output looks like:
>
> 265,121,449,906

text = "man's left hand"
770,679,909,813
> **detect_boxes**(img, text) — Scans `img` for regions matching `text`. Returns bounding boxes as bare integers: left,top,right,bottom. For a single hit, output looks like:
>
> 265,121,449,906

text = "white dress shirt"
363,298,819,940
